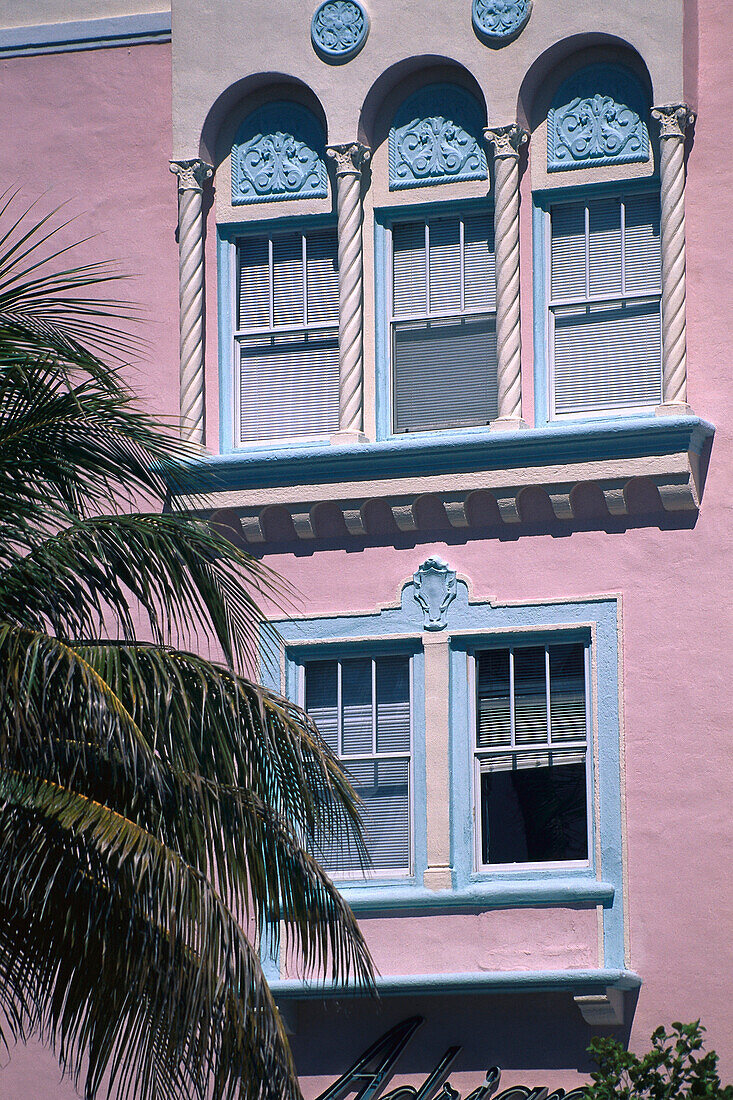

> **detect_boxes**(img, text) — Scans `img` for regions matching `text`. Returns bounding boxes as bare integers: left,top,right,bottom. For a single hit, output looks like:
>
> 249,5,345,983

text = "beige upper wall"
171,0,686,159
0,0,169,30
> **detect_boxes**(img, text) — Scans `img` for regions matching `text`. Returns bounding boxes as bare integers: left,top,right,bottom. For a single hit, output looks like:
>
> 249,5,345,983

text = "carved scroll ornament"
549,65,649,171
232,102,328,204
390,84,487,190
472,0,532,43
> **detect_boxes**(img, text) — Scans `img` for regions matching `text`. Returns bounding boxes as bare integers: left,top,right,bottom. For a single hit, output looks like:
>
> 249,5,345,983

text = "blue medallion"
311,0,369,63
472,0,532,44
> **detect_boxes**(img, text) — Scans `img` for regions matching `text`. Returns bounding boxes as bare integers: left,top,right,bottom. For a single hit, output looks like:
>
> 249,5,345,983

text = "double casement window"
473,640,590,868
547,191,662,418
303,655,412,876
389,211,498,433
235,226,339,443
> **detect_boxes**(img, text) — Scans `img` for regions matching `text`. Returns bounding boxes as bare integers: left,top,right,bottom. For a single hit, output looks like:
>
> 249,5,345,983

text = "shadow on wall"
285,989,638,1083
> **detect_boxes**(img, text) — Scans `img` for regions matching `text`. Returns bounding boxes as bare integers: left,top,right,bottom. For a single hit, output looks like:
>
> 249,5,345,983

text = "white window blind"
236,227,339,443
475,642,589,866
305,655,412,875
391,213,498,432
549,193,662,417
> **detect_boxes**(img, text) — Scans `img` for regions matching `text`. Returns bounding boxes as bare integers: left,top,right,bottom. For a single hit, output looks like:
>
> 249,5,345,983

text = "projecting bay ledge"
170,417,713,542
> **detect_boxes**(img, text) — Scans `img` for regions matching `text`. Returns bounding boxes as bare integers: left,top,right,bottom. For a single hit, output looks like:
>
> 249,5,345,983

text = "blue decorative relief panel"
389,84,487,191
548,65,650,172
231,102,329,204
311,0,369,62
412,558,457,631
472,0,532,44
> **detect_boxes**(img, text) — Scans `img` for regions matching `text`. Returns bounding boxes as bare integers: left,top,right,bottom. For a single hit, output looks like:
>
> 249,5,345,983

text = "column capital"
169,158,213,192
651,104,696,140
483,123,529,160
327,142,371,177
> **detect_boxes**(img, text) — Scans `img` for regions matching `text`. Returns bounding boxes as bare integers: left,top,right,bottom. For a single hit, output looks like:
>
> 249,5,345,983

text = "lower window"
473,641,590,868
303,654,412,877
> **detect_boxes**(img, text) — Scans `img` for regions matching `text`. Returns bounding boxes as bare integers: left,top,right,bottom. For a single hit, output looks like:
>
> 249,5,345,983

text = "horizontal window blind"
304,655,411,875
236,227,339,443
549,192,662,416
475,642,589,865
391,213,497,432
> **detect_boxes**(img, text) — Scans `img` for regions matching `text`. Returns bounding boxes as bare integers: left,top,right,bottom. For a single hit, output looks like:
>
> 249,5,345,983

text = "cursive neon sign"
315,1016,586,1100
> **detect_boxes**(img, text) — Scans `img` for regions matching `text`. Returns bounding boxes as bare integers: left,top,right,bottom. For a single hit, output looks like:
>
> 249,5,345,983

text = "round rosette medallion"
311,0,369,62
472,0,532,44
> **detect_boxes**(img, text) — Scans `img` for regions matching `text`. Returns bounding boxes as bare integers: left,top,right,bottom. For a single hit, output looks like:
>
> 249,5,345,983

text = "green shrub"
585,1021,733,1099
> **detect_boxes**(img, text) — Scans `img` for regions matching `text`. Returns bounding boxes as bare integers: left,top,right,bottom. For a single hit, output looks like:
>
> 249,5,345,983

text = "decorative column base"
330,428,368,446
490,415,529,432
655,401,694,417
423,867,453,891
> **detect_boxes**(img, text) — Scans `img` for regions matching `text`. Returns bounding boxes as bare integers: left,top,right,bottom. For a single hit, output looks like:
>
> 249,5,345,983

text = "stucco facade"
0,0,731,1097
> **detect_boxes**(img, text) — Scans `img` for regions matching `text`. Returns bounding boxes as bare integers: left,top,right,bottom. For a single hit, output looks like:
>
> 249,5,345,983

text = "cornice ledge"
169,418,713,543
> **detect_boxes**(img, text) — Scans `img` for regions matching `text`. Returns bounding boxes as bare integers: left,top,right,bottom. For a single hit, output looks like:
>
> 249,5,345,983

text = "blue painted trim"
335,878,614,916
269,968,642,999
532,201,549,427
216,230,234,454
172,415,714,494
0,12,171,56
374,217,390,440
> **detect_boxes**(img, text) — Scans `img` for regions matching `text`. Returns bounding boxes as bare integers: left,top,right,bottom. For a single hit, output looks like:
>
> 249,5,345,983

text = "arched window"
538,64,661,419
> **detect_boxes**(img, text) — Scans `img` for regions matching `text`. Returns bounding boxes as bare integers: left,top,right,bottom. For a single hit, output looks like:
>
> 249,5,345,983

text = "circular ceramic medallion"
311,0,369,62
472,0,532,43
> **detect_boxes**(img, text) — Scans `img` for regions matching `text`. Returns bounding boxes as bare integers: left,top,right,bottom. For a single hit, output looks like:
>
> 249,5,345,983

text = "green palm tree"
0,199,373,1100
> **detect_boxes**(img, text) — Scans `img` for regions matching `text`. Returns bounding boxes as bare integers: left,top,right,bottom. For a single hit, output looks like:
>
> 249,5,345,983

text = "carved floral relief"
548,66,650,171
389,84,487,190
231,103,329,204
311,0,369,62
472,0,532,43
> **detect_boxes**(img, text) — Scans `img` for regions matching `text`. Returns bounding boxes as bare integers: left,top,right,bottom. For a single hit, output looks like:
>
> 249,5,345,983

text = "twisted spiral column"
327,143,370,438
169,158,213,446
651,104,695,412
484,125,529,428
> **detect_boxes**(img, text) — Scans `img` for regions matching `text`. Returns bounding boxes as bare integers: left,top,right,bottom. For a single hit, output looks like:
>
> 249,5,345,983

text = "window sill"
268,966,641,1000
335,875,614,916
171,415,713,542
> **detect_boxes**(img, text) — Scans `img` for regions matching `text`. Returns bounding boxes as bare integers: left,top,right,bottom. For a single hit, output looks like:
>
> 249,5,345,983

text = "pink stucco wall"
1,0,732,1094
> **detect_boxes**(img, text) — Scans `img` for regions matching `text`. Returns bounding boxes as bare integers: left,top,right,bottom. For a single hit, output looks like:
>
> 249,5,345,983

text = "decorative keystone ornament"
472,0,532,45
311,0,369,62
413,558,457,631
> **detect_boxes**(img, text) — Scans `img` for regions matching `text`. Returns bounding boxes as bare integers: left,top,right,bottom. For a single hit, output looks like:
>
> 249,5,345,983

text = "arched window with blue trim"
539,63,662,420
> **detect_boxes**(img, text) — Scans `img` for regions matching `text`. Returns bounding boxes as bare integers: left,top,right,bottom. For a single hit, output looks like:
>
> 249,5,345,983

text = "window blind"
549,192,662,416
391,213,498,432
236,227,339,443
305,655,411,875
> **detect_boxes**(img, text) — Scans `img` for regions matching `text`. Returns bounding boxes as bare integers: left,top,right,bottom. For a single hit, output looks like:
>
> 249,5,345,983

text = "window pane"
513,646,548,746
305,661,338,753
551,202,586,300
393,316,498,431
376,656,410,753
549,644,586,742
307,228,339,324
348,758,410,871
341,658,373,755
393,221,426,316
272,233,303,326
428,217,461,314
464,214,496,311
238,331,339,441
480,761,588,864
477,649,511,748
238,235,270,329
624,194,661,295
553,299,662,413
588,199,622,297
